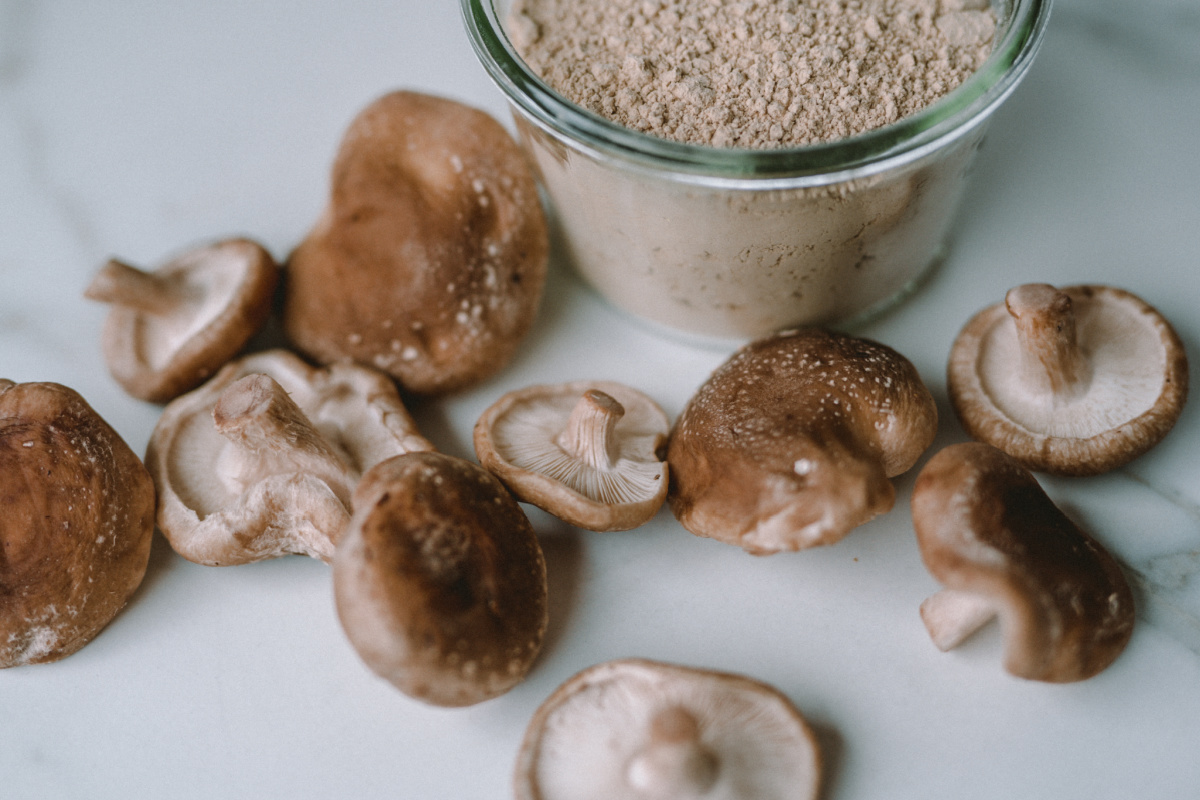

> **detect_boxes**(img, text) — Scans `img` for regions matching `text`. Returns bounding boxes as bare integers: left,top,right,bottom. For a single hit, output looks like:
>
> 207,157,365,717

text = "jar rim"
460,0,1052,187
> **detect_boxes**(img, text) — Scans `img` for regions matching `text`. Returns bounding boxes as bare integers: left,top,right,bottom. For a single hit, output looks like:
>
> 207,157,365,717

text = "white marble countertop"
2,1,1199,798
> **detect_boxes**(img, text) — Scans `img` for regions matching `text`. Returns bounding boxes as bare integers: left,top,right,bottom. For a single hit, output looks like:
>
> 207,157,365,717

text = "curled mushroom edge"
912,442,1135,683
668,327,939,555
948,282,1188,476
146,349,433,566
474,380,671,531
514,658,822,800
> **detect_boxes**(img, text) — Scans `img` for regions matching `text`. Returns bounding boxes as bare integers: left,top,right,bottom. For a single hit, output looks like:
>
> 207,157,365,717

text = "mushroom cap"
668,328,937,554
1,380,155,667
514,658,822,800
912,442,1135,682
282,90,549,395
474,380,670,531
146,349,433,566
333,451,548,707
85,237,279,403
948,283,1188,475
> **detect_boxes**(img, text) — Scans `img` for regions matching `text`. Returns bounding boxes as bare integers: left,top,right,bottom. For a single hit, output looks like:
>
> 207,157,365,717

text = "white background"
2,1,1199,798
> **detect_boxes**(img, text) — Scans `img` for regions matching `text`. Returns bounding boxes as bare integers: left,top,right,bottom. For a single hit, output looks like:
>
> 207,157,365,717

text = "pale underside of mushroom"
148,349,433,565
949,284,1188,475
85,238,279,402
516,659,821,800
476,381,669,531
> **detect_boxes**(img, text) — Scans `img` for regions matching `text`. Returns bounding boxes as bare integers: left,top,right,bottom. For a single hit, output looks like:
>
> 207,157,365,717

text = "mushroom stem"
626,706,720,799
919,588,998,651
213,373,357,507
1005,284,1092,397
556,390,626,471
83,258,194,314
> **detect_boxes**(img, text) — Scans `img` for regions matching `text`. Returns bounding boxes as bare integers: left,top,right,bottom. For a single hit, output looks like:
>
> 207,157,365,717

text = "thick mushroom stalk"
912,443,1135,682
556,390,625,472
1005,283,1092,398
85,258,196,314
213,373,356,508
474,380,671,531
626,707,719,799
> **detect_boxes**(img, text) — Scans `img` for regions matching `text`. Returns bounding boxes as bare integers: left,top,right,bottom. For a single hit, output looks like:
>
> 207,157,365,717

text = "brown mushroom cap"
668,328,938,555
1,380,155,667
912,442,1135,683
514,658,822,800
333,451,548,707
84,237,279,403
146,349,433,566
282,90,549,395
474,380,670,531
948,283,1189,475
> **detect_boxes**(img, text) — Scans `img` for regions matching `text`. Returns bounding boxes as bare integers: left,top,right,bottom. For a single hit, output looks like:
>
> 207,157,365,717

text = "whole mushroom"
283,90,549,395
333,451,548,707
1,380,155,667
514,658,822,800
474,380,670,531
912,442,1135,682
84,237,279,403
948,283,1188,475
146,349,433,566
668,328,938,554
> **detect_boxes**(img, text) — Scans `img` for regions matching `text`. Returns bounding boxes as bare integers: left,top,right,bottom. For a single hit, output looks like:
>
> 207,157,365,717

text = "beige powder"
510,0,996,148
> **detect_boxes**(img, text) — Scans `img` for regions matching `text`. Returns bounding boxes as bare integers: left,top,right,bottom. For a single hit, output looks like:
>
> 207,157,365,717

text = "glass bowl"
462,0,1052,342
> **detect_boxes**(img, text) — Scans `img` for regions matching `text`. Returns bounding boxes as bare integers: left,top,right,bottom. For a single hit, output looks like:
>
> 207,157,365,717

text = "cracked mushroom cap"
333,451,548,707
948,283,1188,475
474,381,670,531
146,349,432,566
912,442,1135,683
1,380,155,667
84,238,279,403
668,328,938,554
515,659,822,800
282,90,549,395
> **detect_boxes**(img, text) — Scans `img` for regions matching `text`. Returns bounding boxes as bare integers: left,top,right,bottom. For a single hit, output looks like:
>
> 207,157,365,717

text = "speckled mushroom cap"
333,451,548,707
948,283,1188,475
912,442,1135,683
282,90,549,395
146,349,433,566
668,328,938,555
474,380,670,531
0,379,155,667
514,658,822,800
84,238,279,403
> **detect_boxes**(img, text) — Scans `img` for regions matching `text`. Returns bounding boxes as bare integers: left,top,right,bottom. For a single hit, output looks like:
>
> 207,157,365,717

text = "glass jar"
461,0,1052,342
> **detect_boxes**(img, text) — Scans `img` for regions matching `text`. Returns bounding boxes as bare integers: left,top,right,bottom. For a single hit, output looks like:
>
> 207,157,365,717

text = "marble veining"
2,2,1199,798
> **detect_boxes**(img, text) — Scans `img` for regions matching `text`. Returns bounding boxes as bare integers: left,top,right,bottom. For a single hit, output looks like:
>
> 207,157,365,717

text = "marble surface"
2,1,1199,798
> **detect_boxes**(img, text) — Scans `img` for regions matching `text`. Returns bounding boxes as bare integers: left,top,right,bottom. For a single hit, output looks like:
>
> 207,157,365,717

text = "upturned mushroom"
333,451,548,707
1,379,155,667
146,349,433,566
912,442,1135,683
948,283,1188,475
514,658,822,800
282,90,549,395
84,237,279,403
668,328,938,554
474,381,670,531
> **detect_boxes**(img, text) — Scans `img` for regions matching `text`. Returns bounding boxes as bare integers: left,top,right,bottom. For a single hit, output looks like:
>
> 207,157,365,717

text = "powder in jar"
509,0,997,148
